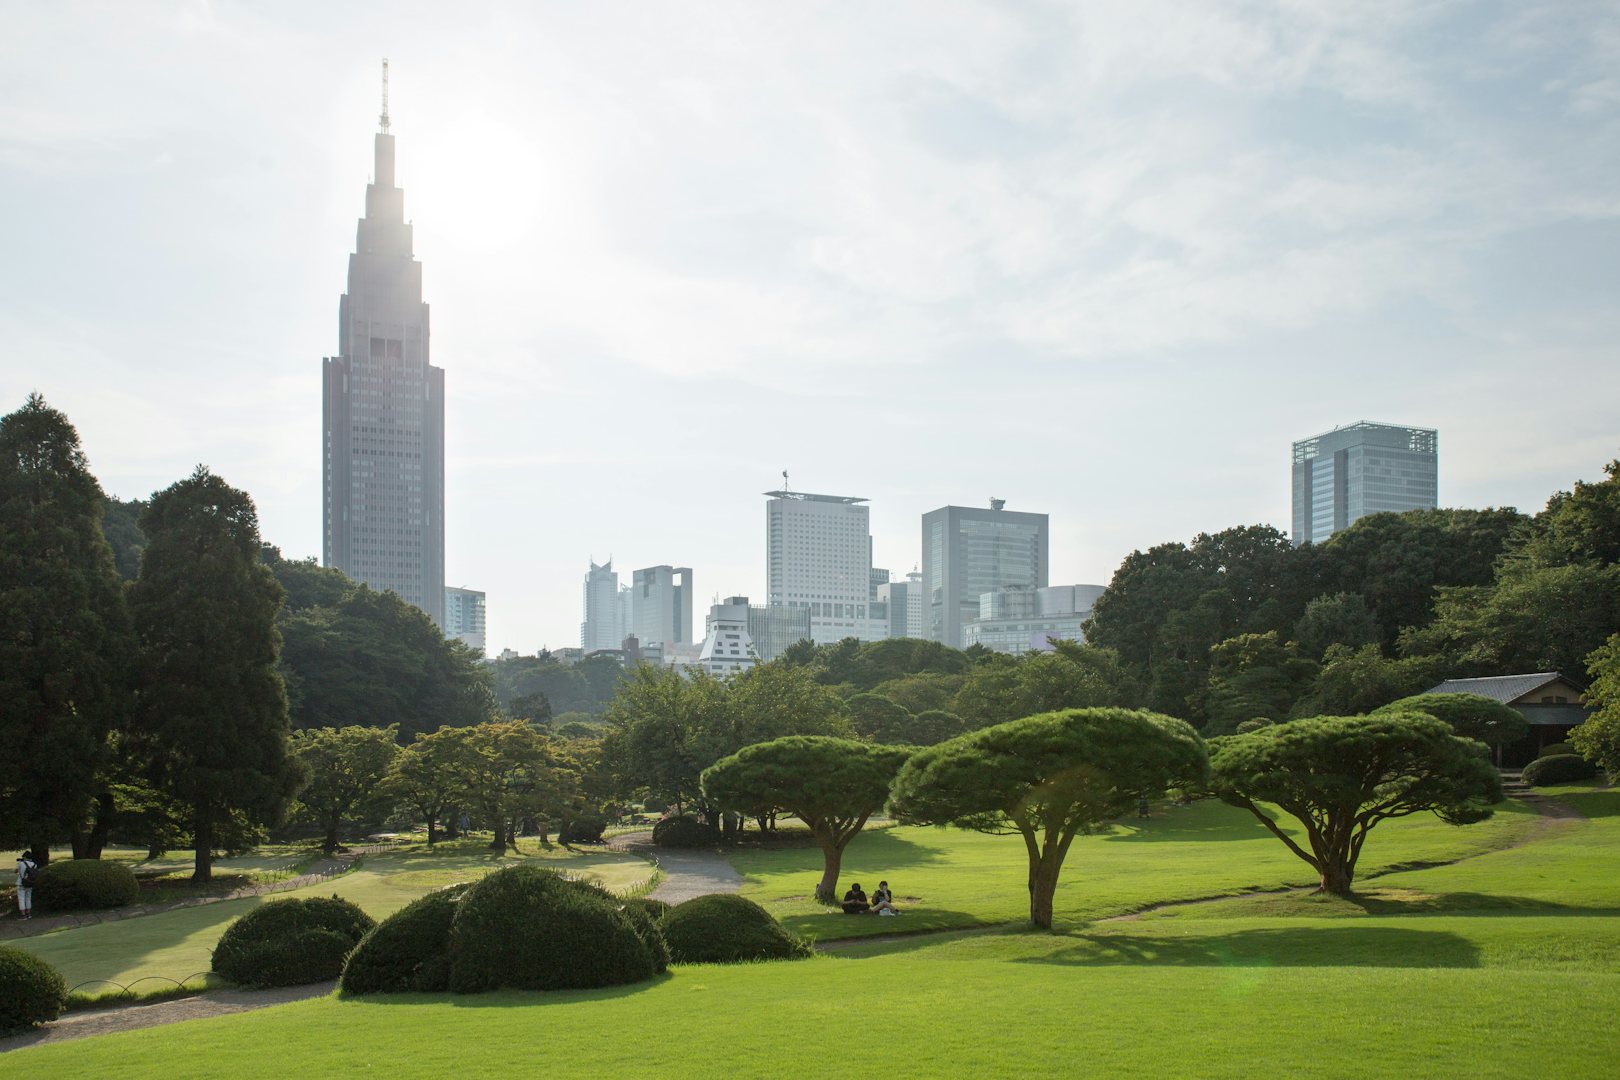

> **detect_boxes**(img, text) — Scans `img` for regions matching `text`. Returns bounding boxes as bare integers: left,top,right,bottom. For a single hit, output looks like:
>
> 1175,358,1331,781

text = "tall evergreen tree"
0,394,132,863
129,466,303,881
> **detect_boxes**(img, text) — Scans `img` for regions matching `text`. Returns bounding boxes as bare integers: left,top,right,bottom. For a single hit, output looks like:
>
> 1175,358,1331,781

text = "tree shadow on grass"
340,972,674,1009
1560,790,1620,819
1345,889,1620,917
1019,926,1481,969
1099,809,1278,844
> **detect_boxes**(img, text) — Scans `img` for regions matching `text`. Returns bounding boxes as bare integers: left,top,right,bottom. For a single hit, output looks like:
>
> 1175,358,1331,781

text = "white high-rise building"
697,596,759,677
444,587,486,657
581,560,624,652
879,569,927,640
766,489,884,644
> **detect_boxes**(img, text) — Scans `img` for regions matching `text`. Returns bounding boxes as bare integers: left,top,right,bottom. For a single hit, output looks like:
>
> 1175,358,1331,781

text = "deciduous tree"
1207,713,1501,896
1572,633,1620,780
889,708,1207,929
292,725,401,853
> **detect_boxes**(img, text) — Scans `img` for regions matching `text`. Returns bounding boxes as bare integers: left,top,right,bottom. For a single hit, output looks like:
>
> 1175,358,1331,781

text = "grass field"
8,788,1618,1077
9,841,655,997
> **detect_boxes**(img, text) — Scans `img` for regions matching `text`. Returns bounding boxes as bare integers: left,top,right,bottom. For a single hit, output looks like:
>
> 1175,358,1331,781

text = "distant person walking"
15,852,38,919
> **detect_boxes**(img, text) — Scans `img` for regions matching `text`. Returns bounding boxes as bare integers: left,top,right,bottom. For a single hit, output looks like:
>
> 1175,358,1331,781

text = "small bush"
449,865,661,993
662,894,811,965
33,859,139,911
213,895,376,989
340,886,467,996
0,946,67,1034
1537,742,1574,759
627,896,671,920
559,813,608,845
652,815,718,849
1522,754,1598,786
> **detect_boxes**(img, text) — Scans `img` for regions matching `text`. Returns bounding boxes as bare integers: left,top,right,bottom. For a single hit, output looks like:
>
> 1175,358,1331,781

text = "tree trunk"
815,843,844,903
84,790,113,859
27,843,49,867
1029,857,1061,930
426,817,438,846
323,821,341,855
1318,860,1354,896
192,811,213,883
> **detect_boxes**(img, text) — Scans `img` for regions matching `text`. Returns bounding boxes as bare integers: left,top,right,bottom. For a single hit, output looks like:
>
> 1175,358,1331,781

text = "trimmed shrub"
662,894,810,965
1522,754,1599,786
213,895,376,989
0,946,67,1034
449,865,660,993
1537,742,1575,759
340,885,467,996
652,814,717,849
628,896,671,921
33,859,139,912
559,813,608,845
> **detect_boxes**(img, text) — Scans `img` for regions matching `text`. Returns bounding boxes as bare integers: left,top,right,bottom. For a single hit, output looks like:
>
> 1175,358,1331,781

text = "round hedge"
0,946,67,1035
559,813,608,845
213,895,376,989
628,896,671,921
661,894,810,965
652,815,717,849
1537,742,1575,759
448,865,664,993
34,859,139,912
340,885,468,996
1522,753,1598,786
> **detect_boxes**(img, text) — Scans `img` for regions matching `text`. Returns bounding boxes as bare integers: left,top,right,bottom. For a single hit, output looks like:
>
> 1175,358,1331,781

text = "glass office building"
1291,422,1438,545
921,502,1049,648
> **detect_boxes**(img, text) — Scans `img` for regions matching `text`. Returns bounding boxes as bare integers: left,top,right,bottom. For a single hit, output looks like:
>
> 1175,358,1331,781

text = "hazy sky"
3,1,1617,652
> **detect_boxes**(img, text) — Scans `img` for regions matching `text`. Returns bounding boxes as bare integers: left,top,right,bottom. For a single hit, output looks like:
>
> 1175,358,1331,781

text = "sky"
2,1,1617,653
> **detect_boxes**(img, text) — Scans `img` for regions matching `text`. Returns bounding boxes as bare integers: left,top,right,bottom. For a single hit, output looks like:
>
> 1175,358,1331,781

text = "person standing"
15,852,39,919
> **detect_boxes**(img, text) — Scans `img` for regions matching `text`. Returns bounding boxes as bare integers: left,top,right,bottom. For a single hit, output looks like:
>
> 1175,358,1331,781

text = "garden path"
608,832,743,903
0,981,335,1053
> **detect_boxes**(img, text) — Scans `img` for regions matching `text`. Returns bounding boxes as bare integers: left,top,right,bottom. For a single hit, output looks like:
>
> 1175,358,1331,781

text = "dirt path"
0,856,355,942
0,981,335,1053
608,832,742,904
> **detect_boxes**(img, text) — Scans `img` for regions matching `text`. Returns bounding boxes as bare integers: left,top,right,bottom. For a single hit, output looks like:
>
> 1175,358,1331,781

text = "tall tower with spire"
322,61,446,629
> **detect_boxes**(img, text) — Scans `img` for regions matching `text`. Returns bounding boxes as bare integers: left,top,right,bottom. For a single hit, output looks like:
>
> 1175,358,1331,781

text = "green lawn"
733,795,1547,940
10,789,1618,1077
9,841,654,997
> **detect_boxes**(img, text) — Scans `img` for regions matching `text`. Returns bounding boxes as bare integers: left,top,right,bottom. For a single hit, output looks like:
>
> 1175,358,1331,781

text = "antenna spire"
379,58,391,133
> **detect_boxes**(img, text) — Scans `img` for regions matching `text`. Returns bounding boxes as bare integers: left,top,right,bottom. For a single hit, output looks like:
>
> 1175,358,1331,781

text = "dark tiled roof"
1425,672,1571,704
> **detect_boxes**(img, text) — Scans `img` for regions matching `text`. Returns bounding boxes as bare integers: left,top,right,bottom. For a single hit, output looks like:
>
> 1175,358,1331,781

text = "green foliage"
213,896,376,989
1293,644,1444,718
1520,754,1598,786
627,896,671,920
1537,742,1574,758
1293,591,1381,659
339,885,468,995
954,642,1140,728
491,654,623,717
292,725,401,853
1402,563,1620,678
846,693,912,742
1573,633,1620,780
448,864,661,992
385,726,473,844
128,467,303,881
279,585,494,740
868,672,965,714
1374,693,1529,749
0,394,133,855
261,549,350,613
100,496,147,582
1512,459,1620,570
889,707,1208,927
0,944,67,1034
661,894,810,964
652,815,717,849
703,736,912,899
34,858,139,911
781,636,971,691
1202,632,1318,735
1208,713,1502,895
559,812,608,845
458,720,578,850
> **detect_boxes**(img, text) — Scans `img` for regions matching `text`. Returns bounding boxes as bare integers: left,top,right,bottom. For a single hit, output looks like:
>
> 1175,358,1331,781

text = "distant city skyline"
3,5,1616,651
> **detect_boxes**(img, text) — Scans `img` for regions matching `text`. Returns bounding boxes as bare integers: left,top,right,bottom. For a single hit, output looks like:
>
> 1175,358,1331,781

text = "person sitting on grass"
841,882,870,914
871,880,900,916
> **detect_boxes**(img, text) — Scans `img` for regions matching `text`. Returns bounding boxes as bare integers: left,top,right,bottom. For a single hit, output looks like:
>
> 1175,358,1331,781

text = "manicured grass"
9,841,653,998
734,796,1546,940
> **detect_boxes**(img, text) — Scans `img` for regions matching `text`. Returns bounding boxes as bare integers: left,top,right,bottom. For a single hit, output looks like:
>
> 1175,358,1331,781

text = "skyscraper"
444,587,487,656
766,489,883,644
1291,422,1438,546
921,501,1049,648
322,72,446,627
581,559,624,652
631,565,693,651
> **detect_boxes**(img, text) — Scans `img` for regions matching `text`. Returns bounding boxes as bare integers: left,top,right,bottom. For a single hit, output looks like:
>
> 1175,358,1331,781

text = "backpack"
19,860,38,888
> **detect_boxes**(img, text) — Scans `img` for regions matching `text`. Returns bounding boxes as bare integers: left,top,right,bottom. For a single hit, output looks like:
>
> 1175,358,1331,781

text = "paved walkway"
0,981,335,1053
609,832,742,904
